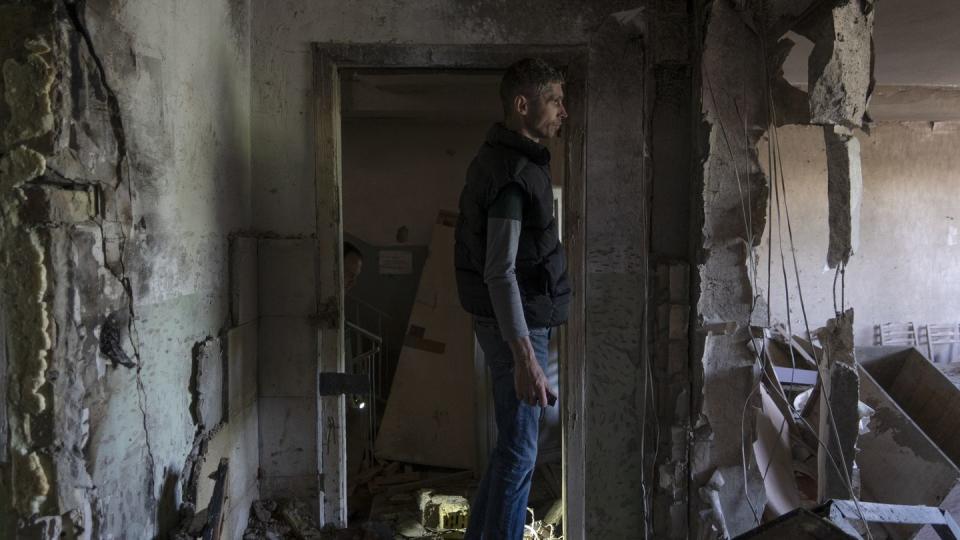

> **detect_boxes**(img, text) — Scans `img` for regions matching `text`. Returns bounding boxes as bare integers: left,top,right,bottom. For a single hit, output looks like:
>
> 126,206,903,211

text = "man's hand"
509,337,556,407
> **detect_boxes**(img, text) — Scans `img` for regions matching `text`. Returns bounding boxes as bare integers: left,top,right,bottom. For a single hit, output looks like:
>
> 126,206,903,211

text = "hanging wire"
700,19,874,536
763,34,874,538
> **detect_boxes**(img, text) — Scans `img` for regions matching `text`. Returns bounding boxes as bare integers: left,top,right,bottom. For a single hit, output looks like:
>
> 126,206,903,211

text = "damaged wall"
758,122,960,346
0,0,256,537
250,0,654,534
690,0,875,536
692,0,771,536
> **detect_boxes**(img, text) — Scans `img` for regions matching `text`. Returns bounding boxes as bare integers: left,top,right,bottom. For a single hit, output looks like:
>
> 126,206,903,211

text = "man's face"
523,82,567,140
344,253,363,292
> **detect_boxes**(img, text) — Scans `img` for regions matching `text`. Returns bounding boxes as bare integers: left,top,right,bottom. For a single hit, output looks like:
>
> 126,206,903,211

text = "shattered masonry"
691,0,874,535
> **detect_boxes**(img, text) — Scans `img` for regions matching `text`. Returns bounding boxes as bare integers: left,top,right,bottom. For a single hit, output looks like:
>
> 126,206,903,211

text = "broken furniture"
734,500,960,540
858,347,960,469
857,368,960,538
923,323,960,364
746,326,960,539
875,322,919,347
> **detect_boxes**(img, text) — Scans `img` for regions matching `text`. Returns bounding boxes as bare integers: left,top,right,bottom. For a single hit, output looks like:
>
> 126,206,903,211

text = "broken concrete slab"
804,0,875,128
192,336,225,433
816,310,860,502
417,490,469,530
823,126,863,269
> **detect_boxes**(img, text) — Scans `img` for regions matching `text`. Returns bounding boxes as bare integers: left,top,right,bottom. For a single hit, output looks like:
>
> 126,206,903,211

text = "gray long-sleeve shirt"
483,184,529,340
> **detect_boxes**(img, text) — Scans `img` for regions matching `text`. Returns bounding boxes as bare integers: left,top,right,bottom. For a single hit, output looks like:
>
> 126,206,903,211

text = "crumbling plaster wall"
1,0,256,537
691,1,771,536
250,0,656,534
758,122,960,347
690,0,875,536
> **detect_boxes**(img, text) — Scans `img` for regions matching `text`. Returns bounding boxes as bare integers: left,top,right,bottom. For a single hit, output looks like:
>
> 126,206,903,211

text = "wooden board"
374,215,476,469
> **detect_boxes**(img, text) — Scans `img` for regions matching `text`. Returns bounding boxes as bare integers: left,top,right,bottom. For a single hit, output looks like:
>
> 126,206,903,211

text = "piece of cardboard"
754,386,801,517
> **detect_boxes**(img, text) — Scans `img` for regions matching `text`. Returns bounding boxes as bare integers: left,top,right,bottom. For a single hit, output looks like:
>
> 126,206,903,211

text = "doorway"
312,44,587,536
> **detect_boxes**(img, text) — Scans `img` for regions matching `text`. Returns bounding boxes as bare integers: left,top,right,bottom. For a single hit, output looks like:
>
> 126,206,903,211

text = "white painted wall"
758,123,960,348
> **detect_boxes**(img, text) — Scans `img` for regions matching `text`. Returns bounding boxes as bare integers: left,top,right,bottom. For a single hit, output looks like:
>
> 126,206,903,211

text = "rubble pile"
242,499,326,540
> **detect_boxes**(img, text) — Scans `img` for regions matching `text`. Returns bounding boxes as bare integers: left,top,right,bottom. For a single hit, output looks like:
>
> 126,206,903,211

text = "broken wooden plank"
202,458,229,540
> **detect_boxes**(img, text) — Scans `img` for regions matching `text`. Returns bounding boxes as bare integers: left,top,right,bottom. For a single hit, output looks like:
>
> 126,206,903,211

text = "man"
454,58,571,539
343,241,363,292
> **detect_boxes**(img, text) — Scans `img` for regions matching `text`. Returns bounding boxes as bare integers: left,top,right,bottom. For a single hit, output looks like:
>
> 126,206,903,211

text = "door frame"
311,43,588,535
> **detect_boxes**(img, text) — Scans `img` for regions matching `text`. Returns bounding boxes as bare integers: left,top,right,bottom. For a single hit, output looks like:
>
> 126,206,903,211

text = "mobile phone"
546,389,558,407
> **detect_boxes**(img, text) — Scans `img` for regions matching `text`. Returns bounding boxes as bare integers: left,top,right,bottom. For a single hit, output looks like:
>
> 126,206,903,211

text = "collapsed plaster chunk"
418,490,470,530
806,0,875,128
2,41,55,145
697,469,730,539
823,126,862,269
13,449,50,515
191,337,225,432
816,309,860,502
0,145,45,193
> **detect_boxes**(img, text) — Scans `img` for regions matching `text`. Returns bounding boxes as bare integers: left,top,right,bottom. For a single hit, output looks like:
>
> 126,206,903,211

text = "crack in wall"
60,0,158,512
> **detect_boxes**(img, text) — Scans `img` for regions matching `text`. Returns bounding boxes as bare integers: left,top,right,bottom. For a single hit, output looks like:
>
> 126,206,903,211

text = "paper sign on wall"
379,250,413,275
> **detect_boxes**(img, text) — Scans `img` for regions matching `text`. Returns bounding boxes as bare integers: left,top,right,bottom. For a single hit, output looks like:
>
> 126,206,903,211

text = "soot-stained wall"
0,0,256,537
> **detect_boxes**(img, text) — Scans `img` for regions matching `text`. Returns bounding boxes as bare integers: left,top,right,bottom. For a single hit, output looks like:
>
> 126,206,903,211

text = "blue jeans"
466,317,551,540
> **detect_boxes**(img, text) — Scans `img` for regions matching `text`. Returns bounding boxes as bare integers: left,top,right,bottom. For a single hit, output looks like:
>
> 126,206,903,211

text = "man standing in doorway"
454,58,571,539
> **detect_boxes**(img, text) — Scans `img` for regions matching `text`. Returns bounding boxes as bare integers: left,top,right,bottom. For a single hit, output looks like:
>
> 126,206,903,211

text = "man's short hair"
499,58,565,117
343,241,363,260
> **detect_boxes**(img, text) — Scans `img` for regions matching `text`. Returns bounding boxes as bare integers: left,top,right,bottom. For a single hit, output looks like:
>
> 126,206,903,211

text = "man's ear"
513,94,529,117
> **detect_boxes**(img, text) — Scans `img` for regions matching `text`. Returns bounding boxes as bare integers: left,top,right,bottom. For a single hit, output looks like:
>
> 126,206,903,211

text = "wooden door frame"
312,43,588,536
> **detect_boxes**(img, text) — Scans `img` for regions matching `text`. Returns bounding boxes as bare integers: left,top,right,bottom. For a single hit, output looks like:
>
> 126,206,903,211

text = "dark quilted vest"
454,123,571,328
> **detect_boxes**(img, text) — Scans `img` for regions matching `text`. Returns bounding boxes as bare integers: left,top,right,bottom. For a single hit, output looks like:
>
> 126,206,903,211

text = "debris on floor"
243,499,323,540
735,322,960,538
323,456,565,539
171,459,230,540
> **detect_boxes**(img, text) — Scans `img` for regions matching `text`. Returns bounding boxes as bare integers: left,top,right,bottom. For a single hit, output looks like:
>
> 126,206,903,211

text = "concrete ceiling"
784,0,960,87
